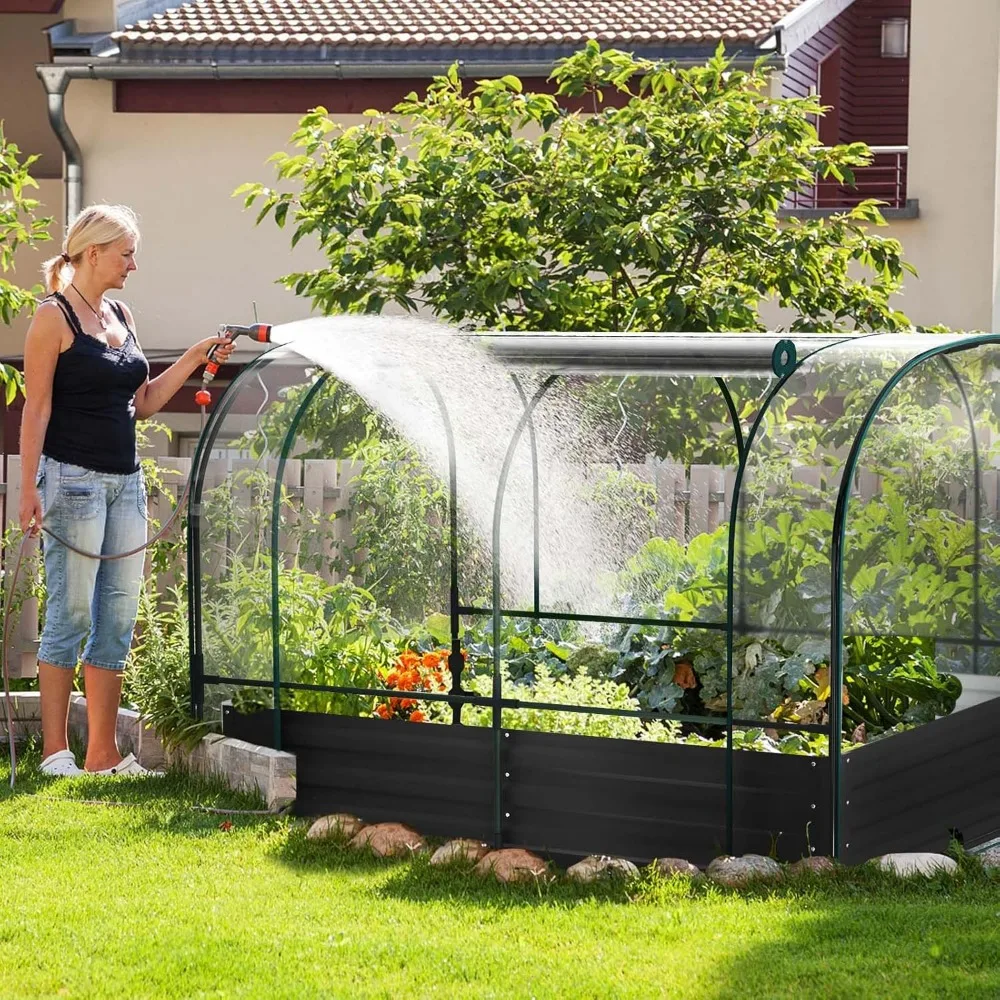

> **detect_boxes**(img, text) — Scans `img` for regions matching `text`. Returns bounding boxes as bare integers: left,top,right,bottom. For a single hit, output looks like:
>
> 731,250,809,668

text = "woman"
19,204,234,776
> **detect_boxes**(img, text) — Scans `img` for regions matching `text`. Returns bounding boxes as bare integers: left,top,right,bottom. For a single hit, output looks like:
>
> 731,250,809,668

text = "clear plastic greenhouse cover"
187,324,1000,859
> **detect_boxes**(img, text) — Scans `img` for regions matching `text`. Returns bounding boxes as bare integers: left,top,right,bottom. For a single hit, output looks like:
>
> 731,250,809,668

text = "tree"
239,43,915,462
1,124,52,399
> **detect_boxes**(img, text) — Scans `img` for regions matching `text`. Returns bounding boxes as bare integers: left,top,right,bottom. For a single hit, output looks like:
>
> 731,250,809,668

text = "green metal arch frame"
188,350,290,719
724,332,1000,858
828,334,1000,855
269,372,332,749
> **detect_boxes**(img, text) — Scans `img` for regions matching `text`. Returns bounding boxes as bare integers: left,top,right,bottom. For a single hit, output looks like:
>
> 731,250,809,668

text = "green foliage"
240,44,915,462
621,526,728,615
124,585,213,750
843,635,962,731
205,561,400,716
342,431,452,621
236,374,371,460
0,124,49,396
586,467,657,548
440,661,682,742
242,44,910,334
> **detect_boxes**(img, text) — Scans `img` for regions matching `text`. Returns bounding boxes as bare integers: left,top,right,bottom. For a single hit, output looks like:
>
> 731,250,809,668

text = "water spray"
2,318,275,789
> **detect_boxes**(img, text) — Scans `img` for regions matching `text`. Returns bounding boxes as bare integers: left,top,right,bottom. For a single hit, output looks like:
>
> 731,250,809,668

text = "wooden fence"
3,455,996,679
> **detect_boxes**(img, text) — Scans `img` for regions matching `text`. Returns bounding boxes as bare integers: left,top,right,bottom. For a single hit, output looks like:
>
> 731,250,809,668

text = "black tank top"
42,292,150,475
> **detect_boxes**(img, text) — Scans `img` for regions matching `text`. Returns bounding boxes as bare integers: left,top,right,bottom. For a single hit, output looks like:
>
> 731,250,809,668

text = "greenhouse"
188,324,1000,865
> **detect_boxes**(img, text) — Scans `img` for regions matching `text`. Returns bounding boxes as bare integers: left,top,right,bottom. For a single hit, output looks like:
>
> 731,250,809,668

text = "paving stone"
430,839,491,866
877,853,958,877
350,822,426,858
307,814,366,841
566,855,639,883
474,848,549,883
706,854,782,886
653,857,702,878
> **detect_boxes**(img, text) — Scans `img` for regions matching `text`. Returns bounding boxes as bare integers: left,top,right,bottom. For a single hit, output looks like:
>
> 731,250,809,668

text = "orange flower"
422,652,440,669
400,698,417,710
400,651,419,668
673,660,697,690
409,711,425,723
375,704,390,719
385,671,399,688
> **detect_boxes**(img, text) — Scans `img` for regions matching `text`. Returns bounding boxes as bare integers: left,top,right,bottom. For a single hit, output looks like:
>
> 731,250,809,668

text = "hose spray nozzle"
195,322,273,407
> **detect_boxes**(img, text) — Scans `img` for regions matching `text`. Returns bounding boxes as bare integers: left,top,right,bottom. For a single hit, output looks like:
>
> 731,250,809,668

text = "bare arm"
122,304,235,419
20,303,65,532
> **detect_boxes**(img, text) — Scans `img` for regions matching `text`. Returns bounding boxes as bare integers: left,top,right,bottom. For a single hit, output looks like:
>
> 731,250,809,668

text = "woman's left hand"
188,335,237,367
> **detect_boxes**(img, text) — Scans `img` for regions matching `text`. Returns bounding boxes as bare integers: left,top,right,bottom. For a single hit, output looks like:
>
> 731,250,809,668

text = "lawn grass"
1,743,999,999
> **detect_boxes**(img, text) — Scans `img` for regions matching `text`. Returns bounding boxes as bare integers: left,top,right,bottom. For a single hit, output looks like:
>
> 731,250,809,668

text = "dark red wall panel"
783,0,909,147
114,77,628,114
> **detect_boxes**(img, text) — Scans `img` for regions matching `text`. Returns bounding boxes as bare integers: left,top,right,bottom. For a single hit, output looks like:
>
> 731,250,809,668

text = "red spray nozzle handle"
197,321,273,405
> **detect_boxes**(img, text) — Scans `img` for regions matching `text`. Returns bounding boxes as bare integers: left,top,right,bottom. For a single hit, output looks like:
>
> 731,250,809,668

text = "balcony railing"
785,146,909,213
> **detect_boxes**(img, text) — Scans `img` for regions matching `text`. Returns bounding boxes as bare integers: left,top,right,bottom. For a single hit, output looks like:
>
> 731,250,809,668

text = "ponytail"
41,250,73,296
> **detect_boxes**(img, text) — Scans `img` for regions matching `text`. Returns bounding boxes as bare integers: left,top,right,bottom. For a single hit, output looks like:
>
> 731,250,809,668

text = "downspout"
36,66,83,223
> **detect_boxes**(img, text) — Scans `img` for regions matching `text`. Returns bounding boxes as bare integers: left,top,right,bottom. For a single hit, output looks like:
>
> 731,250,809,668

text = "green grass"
2,743,999,1000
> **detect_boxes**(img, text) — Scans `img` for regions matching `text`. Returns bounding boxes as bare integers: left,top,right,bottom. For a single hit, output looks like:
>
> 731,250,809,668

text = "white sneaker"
86,752,164,777
39,749,84,777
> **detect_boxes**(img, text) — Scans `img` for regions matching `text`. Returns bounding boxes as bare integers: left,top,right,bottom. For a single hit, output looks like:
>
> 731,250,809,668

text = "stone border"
4,691,296,810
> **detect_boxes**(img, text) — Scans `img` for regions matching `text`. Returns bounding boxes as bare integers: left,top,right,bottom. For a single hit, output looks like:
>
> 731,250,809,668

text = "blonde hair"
42,204,141,296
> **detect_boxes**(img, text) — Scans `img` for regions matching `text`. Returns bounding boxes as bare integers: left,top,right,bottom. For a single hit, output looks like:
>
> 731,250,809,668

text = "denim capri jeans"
36,455,147,671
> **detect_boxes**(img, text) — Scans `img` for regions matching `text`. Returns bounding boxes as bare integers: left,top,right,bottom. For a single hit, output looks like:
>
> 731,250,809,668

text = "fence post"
653,462,686,542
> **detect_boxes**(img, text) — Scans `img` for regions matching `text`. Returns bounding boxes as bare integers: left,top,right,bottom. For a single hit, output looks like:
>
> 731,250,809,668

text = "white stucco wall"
58,80,338,353
894,0,1000,333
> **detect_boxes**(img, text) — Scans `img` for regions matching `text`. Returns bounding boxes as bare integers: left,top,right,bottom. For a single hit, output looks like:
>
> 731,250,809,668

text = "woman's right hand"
20,485,43,536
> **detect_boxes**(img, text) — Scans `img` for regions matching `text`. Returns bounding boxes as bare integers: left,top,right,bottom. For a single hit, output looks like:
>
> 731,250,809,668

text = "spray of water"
267,315,641,616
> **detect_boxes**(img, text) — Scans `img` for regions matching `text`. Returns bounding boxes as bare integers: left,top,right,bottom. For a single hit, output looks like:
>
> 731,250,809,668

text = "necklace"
70,282,107,332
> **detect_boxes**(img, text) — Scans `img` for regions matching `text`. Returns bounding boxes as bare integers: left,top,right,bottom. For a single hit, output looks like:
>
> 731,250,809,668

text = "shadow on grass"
0,738,284,841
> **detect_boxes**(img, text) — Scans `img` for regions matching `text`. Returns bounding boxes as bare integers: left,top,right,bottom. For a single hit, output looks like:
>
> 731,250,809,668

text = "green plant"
843,635,962,731
341,431,492,620
206,561,401,716
586,467,657,550
124,584,213,750
436,661,681,742
0,124,51,336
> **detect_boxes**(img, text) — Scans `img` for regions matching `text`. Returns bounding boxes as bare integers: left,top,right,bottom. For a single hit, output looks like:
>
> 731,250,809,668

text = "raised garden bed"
224,696,1000,866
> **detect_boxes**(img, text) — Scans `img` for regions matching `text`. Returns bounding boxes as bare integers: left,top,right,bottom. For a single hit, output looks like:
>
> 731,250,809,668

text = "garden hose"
2,464,196,790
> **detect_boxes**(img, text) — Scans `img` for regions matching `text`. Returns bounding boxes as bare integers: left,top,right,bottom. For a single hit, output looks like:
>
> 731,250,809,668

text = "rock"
306,813,366,842
474,848,548,883
566,855,639,883
350,822,426,858
430,839,491,866
706,854,782,886
788,856,836,876
877,852,958,877
976,846,1000,871
653,857,702,878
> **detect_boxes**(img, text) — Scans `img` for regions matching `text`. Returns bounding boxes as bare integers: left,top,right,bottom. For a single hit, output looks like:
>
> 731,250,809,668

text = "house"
0,0,998,450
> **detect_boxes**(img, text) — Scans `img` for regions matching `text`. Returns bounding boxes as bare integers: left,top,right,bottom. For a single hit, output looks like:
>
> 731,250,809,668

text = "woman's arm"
123,304,235,419
20,303,65,532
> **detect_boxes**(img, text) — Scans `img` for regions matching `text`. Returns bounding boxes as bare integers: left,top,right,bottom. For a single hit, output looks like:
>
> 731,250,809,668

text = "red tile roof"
112,0,807,51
